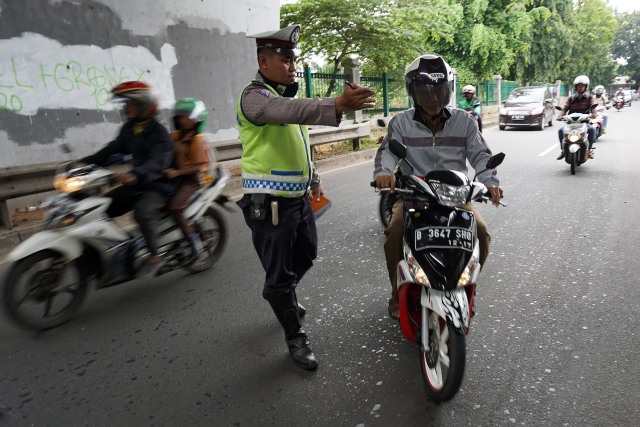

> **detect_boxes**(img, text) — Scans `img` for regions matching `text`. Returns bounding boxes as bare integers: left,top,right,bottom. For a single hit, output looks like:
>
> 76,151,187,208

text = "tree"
559,0,618,86
612,10,640,86
280,0,462,96
429,0,535,84
513,0,573,85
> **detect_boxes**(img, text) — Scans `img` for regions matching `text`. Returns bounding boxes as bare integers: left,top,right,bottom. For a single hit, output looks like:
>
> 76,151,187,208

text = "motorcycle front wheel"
183,206,228,273
569,152,577,175
378,192,395,229
3,250,88,330
419,311,466,403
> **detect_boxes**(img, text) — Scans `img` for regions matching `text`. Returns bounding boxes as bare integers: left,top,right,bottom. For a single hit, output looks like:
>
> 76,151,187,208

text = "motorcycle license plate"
511,115,524,120
415,226,473,251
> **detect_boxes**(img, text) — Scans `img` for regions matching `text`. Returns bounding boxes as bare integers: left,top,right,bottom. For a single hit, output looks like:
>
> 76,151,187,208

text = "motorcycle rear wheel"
3,250,88,330
419,311,466,403
183,206,228,273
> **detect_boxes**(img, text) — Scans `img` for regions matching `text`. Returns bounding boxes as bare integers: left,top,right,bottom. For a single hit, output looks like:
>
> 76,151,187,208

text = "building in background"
0,0,279,168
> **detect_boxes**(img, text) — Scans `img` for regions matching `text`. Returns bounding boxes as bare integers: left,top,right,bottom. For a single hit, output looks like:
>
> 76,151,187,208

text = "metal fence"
297,67,570,115
295,67,407,118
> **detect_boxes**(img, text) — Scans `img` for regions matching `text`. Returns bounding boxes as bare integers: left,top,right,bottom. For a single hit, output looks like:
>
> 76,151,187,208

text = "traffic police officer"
236,24,375,370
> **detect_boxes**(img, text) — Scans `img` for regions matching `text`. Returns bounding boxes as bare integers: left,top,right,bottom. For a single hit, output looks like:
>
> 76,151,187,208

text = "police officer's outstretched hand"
336,83,376,113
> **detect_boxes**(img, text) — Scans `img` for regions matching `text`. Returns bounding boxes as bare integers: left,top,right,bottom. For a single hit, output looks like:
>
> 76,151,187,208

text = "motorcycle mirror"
473,152,505,180
389,139,407,159
485,152,505,169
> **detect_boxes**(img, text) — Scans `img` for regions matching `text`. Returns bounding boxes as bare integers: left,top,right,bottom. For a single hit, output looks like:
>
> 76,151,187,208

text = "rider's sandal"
388,298,400,321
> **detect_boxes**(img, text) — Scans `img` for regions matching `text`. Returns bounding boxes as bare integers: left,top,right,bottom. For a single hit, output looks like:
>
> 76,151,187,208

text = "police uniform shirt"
240,73,341,127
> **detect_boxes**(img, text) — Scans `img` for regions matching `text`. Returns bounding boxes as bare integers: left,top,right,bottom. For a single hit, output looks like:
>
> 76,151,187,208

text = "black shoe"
556,151,565,160
287,334,318,371
136,257,165,279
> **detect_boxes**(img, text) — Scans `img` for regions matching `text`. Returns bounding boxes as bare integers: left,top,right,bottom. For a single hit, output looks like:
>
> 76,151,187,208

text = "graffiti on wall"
0,33,178,115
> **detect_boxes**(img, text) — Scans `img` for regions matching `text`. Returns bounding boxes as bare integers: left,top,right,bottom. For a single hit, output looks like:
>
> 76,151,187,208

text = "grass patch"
313,129,386,160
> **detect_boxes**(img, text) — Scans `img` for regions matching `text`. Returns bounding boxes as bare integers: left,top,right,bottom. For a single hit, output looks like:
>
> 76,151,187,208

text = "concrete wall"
0,0,279,168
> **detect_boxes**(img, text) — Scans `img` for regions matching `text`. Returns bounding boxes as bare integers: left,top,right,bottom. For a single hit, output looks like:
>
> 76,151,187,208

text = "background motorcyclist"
374,54,502,320
81,81,176,279
593,85,609,134
165,98,211,264
556,75,597,160
457,85,483,132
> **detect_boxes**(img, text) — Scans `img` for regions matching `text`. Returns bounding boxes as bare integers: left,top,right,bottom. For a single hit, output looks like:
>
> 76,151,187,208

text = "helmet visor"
410,82,450,109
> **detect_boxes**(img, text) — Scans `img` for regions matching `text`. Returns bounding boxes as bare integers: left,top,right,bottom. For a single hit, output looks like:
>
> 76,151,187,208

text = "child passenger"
164,98,211,263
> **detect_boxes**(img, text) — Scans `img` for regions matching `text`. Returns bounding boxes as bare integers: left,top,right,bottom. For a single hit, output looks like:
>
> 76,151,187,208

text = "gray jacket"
374,107,499,187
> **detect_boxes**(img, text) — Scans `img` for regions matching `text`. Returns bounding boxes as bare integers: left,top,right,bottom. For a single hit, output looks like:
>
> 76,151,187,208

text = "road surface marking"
538,144,558,157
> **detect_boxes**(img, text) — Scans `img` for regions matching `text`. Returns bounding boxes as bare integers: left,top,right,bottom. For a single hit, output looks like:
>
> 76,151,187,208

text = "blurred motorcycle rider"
374,54,502,320
165,98,211,264
81,81,176,279
457,84,483,132
556,75,596,160
593,85,608,134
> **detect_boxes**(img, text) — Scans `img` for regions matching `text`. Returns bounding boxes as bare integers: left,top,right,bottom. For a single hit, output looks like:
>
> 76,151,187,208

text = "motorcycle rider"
614,88,625,108
457,85,482,132
556,75,596,160
164,98,211,264
592,85,608,134
374,54,502,320
80,81,176,279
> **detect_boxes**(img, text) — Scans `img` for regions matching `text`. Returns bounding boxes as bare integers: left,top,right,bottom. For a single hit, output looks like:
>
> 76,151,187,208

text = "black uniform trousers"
239,194,318,294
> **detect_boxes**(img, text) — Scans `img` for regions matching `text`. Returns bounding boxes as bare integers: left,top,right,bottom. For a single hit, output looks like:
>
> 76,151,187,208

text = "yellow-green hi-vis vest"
236,82,312,198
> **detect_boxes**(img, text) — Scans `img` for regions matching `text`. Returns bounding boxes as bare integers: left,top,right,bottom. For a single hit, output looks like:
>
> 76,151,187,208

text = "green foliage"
561,0,618,86
613,10,640,85
281,0,637,91
281,0,461,75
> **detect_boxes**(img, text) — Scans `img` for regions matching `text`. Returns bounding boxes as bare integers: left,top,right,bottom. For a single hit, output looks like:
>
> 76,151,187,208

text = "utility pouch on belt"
250,194,267,220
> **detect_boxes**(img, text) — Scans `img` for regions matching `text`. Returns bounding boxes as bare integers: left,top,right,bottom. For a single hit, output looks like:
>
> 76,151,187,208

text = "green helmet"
173,98,208,133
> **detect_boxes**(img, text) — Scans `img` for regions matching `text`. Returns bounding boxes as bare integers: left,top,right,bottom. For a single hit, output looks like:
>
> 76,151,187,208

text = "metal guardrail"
0,122,371,229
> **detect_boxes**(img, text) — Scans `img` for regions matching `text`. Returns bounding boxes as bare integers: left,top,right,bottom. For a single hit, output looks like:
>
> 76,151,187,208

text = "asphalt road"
1,104,639,426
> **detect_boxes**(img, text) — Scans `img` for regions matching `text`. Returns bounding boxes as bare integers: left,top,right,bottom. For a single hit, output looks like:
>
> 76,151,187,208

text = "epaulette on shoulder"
251,80,267,87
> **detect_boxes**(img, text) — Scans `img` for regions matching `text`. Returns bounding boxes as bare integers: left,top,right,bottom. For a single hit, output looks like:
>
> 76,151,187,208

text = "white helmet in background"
404,54,454,111
594,85,604,95
462,85,476,95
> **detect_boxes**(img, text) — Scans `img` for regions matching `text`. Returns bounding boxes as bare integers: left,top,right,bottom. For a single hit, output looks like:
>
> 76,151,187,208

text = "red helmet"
111,81,158,118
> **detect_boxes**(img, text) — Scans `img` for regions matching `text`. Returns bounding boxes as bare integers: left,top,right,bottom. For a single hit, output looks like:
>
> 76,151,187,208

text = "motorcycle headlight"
567,133,582,142
430,183,470,207
404,242,430,286
54,175,86,193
